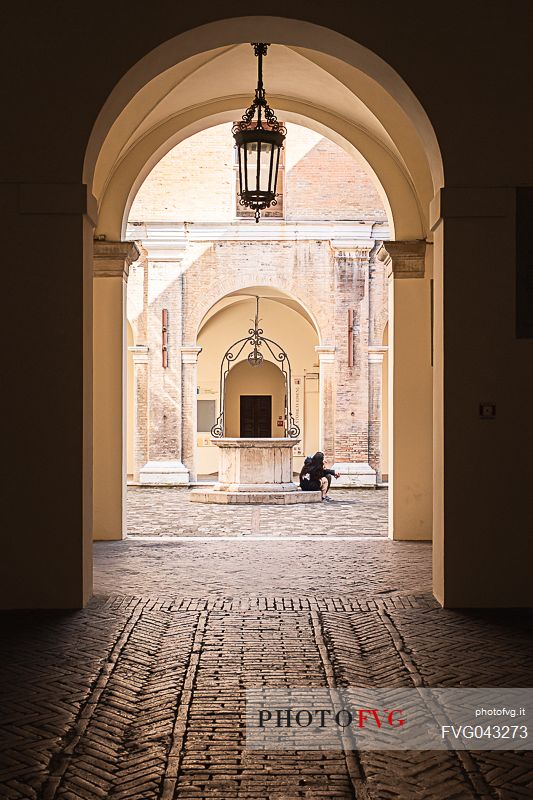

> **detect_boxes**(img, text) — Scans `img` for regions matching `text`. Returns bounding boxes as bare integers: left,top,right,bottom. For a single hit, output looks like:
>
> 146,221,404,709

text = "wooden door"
240,395,272,437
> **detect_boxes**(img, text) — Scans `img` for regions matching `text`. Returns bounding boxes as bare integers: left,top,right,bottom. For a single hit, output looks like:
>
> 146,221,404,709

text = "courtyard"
1,489,532,799
126,486,389,538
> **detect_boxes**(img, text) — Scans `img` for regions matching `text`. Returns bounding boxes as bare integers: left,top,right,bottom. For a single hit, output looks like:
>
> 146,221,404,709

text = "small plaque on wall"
292,376,304,455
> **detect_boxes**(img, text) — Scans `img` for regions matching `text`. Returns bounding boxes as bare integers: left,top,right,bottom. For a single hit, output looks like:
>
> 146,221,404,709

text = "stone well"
190,438,321,504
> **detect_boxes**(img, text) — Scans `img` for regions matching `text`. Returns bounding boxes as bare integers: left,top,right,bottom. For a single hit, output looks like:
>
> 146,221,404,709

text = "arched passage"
3,6,531,615
195,289,321,477
89,25,443,241
85,20,443,211
92,22,437,567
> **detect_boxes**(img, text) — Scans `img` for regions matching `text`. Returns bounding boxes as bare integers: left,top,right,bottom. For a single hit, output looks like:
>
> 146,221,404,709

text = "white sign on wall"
292,376,304,456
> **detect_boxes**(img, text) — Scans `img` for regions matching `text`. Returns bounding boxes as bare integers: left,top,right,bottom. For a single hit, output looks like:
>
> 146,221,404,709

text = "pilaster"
377,239,432,540
93,240,139,541
329,243,377,487
138,257,186,484
315,345,336,463
129,345,149,481
181,346,203,482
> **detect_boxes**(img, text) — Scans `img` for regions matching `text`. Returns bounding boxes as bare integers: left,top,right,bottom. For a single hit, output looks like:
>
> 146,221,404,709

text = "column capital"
330,240,373,256
129,345,149,365
181,345,202,364
368,345,388,364
315,345,336,363
376,240,426,278
93,239,140,280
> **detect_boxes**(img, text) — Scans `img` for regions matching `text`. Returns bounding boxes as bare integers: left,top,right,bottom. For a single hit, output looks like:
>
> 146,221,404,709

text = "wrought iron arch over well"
211,296,300,438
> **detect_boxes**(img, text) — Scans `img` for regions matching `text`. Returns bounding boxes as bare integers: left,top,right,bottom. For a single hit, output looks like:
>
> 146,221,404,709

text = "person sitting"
299,452,339,501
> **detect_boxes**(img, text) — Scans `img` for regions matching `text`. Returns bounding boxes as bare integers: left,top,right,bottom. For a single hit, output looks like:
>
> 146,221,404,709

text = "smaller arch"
196,285,323,346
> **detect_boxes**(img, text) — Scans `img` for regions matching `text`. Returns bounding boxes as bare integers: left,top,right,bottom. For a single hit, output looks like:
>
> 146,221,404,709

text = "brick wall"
285,136,386,222
129,122,388,224
177,239,383,463
333,248,371,462
127,120,388,470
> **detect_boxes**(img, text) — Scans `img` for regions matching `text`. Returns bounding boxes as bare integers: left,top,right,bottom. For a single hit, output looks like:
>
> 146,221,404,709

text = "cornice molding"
181,345,203,364
126,221,390,259
377,240,426,278
93,239,140,279
368,345,388,364
129,345,149,364
315,344,336,363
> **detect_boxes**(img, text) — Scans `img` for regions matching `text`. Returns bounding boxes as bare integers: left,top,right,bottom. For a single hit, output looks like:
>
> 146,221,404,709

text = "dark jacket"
299,462,333,491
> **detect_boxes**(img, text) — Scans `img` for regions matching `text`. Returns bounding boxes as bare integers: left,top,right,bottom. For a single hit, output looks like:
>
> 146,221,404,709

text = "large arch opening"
88,16,440,597
123,119,394,508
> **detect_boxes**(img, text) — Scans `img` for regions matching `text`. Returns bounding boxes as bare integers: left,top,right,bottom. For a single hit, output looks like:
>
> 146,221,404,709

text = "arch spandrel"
192,282,323,349
98,100,424,241
87,18,443,244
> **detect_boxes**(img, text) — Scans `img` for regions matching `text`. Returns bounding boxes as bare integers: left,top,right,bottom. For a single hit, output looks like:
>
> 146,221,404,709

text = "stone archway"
90,21,437,563
194,289,321,480
4,9,532,613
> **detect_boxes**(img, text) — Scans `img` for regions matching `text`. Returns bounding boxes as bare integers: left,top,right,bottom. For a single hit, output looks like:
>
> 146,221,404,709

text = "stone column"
315,345,336,463
377,240,432,541
93,239,139,541
129,345,149,481
368,345,388,482
1,183,96,608
181,345,202,482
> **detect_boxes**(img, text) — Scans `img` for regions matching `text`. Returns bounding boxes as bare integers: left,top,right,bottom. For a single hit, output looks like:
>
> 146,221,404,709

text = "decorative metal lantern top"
211,296,300,438
233,43,286,222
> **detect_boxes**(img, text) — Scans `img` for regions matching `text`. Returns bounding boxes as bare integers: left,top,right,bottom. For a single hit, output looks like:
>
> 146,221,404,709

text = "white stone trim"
181,345,202,364
315,345,336,363
126,220,390,249
368,345,388,364
129,345,149,365
139,460,189,485
331,462,377,488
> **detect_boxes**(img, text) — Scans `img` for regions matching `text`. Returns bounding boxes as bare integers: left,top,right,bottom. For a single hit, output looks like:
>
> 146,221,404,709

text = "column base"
139,460,189,485
331,462,377,488
190,489,321,504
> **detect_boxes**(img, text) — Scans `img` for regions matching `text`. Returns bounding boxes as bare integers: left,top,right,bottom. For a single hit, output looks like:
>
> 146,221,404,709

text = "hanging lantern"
233,43,286,222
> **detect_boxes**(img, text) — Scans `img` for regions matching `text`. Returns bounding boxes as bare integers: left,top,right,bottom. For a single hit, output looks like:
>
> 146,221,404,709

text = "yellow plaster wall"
196,296,319,475
93,276,127,541
126,323,134,478
382,323,389,479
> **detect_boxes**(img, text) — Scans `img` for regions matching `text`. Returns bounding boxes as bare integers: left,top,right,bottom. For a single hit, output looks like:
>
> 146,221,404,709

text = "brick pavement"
126,486,388,537
1,503,533,799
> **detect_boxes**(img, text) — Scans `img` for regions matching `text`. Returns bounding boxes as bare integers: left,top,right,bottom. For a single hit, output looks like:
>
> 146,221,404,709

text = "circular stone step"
189,489,322,504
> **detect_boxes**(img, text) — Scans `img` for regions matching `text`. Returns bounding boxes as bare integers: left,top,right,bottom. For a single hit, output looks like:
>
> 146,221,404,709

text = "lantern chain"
232,44,286,136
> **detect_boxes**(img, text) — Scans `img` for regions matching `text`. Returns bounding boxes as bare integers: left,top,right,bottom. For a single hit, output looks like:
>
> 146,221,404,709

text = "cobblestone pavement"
127,486,388,537
94,539,430,598
1,534,533,799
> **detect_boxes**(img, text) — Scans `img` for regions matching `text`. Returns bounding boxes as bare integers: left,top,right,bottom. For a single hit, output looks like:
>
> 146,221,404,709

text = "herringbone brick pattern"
1,536,532,799
0,603,131,799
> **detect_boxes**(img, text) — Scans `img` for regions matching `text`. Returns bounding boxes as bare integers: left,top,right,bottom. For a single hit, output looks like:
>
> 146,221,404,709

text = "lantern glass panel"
245,140,274,195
